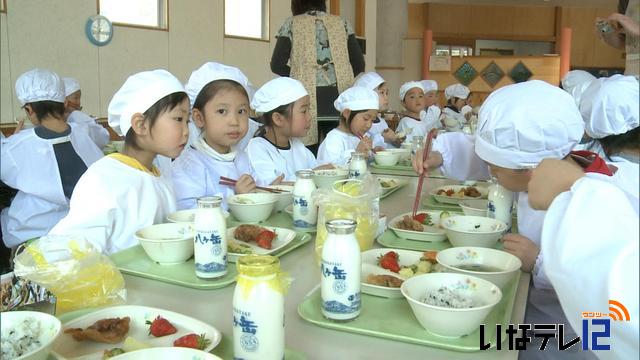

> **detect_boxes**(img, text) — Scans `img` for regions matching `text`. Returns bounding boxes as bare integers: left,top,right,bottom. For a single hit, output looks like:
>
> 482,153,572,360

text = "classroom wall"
0,0,378,125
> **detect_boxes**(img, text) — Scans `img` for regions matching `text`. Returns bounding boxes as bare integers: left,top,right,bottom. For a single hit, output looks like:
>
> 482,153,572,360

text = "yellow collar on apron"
108,153,161,177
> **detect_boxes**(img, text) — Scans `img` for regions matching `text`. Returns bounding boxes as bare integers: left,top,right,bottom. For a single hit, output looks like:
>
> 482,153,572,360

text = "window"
435,45,474,57
99,0,168,30
224,0,269,41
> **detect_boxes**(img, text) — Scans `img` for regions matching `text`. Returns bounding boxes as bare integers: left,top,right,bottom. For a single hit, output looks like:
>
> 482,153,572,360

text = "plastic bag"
13,235,126,314
314,174,382,263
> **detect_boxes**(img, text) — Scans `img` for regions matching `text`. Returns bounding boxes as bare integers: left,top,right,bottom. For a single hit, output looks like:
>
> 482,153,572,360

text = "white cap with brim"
399,81,424,101
62,77,81,97
354,72,385,91
108,69,185,137
251,77,308,113
334,87,379,113
580,74,639,139
474,80,584,169
15,68,66,105
185,62,252,108
421,80,438,93
444,84,470,100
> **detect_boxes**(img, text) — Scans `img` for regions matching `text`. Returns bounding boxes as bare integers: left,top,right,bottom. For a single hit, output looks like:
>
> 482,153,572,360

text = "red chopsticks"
219,176,287,193
412,129,438,218
356,134,377,154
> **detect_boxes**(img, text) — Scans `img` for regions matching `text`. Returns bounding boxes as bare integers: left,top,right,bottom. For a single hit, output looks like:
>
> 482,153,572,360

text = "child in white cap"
171,62,257,210
415,80,601,359
395,81,426,142
247,77,333,185
441,83,471,132
353,72,404,148
50,69,189,254
578,74,639,198
420,79,442,131
528,159,638,360
1,69,103,248
62,77,110,149
317,87,382,166
561,70,596,107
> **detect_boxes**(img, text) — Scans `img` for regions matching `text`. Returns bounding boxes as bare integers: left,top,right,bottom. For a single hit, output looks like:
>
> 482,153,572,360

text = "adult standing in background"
271,0,365,153
597,0,640,76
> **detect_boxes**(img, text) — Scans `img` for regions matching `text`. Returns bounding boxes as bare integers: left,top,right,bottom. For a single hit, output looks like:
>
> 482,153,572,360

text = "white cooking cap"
62,77,81,97
108,69,185,136
444,84,470,100
399,81,424,101
561,70,597,107
15,68,66,105
185,62,252,108
474,80,584,169
579,74,639,139
251,77,308,113
421,80,438,93
354,72,385,91
334,86,379,113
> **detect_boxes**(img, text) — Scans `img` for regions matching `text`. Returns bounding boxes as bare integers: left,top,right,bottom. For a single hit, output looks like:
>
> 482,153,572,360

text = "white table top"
122,174,529,359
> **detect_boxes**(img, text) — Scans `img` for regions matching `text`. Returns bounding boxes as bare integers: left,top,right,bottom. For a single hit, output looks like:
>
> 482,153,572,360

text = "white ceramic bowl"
436,247,521,289
0,311,61,360
361,248,424,298
114,347,222,360
312,168,349,189
386,148,411,162
227,193,277,223
136,223,194,264
459,199,489,217
374,151,400,166
388,211,448,242
166,209,229,223
401,273,502,337
441,215,507,248
259,185,293,212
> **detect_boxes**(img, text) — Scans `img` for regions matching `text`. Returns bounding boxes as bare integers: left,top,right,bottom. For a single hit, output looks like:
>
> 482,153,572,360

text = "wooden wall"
407,2,625,69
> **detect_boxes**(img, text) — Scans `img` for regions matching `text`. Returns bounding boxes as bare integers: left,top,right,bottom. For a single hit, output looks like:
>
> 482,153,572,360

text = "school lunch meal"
228,224,277,254
436,186,482,198
365,250,442,289
393,212,450,232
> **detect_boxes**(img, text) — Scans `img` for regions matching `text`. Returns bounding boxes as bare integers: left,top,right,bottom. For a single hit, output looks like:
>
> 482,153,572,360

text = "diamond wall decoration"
480,61,505,88
509,61,533,83
453,61,478,86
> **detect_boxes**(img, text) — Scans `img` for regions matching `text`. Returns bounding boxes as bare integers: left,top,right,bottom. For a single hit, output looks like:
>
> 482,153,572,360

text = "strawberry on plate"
173,333,211,350
146,315,177,337
378,251,400,273
255,230,276,250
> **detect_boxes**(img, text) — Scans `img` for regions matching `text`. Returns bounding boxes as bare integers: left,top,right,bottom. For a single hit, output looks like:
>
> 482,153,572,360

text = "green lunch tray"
110,231,311,290
376,229,509,252
297,272,521,352
371,163,445,178
53,308,307,360
422,195,464,211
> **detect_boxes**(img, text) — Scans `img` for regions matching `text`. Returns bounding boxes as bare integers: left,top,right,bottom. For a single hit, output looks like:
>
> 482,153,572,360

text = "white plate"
377,177,407,199
361,248,425,299
284,204,293,216
51,305,221,360
430,185,488,205
388,211,448,242
113,347,222,360
227,226,296,262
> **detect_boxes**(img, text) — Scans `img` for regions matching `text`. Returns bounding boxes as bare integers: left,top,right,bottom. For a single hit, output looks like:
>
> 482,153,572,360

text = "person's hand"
382,128,396,143
234,174,256,194
609,13,640,37
12,119,24,136
411,149,443,175
373,146,385,152
502,234,539,273
528,158,584,210
595,16,626,49
356,136,373,154
314,163,335,171
269,174,285,186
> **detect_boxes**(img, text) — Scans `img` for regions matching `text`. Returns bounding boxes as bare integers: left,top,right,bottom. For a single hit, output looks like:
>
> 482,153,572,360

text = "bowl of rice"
227,193,277,223
400,272,502,337
312,168,349,189
1,310,61,360
441,215,507,248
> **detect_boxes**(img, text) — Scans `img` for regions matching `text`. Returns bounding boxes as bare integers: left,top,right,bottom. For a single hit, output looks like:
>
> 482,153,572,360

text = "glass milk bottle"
194,196,227,279
233,255,286,360
410,135,425,160
321,219,361,321
293,170,317,231
487,178,514,231
348,152,367,179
